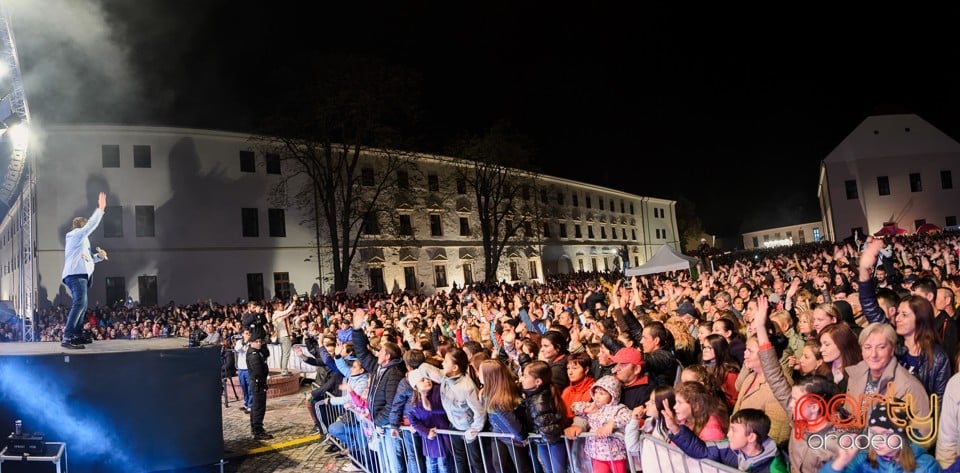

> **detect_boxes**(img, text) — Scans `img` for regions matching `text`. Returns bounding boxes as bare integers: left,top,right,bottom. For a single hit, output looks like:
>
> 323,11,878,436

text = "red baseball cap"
610,347,643,365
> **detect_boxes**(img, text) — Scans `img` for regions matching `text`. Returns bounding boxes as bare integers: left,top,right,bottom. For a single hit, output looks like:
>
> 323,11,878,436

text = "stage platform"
0,338,224,472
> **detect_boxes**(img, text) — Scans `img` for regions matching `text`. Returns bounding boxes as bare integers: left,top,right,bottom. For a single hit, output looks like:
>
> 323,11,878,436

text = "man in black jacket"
352,308,406,473
247,337,273,440
241,301,269,357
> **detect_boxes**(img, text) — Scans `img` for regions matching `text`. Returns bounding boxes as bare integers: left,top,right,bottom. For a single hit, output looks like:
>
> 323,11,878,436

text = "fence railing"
309,393,740,473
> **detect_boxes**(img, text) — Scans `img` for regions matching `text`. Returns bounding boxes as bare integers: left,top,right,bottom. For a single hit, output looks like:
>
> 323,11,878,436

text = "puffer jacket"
894,342,950,412
353,329,407,427
523,384,566,444
571,375,632,461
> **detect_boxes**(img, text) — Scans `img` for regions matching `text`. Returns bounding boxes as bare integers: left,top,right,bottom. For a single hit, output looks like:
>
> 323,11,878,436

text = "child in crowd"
571,375,632,473
406,369,452,473
520,360,569,473
664,406,782,473
820,403,940,473
478,359,533,473
673,381,728,441
625,385,675,457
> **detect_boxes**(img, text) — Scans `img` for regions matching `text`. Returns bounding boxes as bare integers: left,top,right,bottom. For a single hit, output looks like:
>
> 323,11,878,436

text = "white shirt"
61,208,105,281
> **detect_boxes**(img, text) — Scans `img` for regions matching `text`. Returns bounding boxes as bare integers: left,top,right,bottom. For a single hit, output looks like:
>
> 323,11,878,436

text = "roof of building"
823,113,960,163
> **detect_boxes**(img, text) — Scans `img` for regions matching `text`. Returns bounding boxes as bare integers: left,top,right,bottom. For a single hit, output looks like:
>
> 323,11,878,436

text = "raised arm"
753,295,793,414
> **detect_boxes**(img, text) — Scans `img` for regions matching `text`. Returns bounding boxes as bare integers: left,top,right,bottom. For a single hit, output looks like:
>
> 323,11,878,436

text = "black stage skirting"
0,339,224,472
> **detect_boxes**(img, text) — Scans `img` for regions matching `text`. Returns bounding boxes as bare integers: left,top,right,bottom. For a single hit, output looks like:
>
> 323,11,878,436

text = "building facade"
741,221,824,250
819,114,960,242
0,125,678,307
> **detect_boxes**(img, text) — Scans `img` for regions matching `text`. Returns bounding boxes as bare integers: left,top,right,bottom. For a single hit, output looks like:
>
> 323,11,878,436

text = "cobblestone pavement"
217,375,360,473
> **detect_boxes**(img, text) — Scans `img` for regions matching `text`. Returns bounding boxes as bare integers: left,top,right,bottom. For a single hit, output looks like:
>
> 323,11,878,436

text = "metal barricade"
306,395,742,473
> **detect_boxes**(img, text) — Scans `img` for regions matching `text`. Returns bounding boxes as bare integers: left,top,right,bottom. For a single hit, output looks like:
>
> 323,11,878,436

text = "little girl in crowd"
521,360,569,473
572,375,633,473
406,370,452,473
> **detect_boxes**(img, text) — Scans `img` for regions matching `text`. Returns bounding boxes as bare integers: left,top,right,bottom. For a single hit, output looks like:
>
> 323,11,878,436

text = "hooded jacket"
818,442,940,473
571,375,632,461
669,424,781,473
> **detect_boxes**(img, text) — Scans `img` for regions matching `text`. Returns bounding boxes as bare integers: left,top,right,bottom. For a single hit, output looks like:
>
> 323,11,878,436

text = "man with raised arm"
61,191,108,349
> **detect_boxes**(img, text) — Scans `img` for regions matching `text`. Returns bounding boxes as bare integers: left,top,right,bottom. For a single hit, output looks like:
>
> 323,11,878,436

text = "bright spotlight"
0,61,7,80
7,122,28,148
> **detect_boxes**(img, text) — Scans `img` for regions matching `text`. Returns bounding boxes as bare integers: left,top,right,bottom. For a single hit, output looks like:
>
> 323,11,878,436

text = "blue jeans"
63,274,89,339
329,419,361,451
238,369,253,408
536,441,568,473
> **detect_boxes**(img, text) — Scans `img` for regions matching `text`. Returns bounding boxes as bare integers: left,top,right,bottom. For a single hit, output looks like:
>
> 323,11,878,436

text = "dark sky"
13,1,960,237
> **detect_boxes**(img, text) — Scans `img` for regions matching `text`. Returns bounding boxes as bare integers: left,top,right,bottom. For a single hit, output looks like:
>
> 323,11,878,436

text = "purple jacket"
407,384,451,458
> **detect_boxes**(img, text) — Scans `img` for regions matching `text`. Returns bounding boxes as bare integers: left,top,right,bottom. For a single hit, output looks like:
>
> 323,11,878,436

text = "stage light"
6,122,28,149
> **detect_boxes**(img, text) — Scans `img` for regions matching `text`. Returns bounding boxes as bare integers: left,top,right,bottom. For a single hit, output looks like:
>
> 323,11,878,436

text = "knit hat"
592,375,622,405
868,401,906,437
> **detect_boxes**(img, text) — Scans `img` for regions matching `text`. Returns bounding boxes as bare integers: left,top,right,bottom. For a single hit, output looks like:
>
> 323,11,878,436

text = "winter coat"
844,358,932,449
353,329,407,427
486,404,528,445
894,342,950,412
407,384,451,458
818,442,940,473
733,367,790,446
571,375,632,462
523,384,566,444
669,424,781,473
938,373,960,470
388,377,413,428
419,363,486,440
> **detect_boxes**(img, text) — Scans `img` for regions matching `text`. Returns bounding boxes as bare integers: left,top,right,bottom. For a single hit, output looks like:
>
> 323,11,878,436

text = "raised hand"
97,192,106,211
661,399,680,435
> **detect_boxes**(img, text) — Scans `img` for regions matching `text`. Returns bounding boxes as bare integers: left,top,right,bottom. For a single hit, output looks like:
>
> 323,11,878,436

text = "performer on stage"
61,191,108,349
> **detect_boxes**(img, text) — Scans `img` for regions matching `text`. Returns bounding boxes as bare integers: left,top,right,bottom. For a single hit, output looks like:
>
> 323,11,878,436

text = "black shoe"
61,340,85,349
253,431,274,440
323,444,340,454
78,335,93,344
310,426,321,435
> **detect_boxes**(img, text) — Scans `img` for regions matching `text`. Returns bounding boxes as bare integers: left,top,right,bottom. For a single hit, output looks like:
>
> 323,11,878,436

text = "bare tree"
450,122,538,283
253,56,421,292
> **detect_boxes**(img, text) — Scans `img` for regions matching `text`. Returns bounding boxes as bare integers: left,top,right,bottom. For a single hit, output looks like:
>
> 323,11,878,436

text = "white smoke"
2,0,151,124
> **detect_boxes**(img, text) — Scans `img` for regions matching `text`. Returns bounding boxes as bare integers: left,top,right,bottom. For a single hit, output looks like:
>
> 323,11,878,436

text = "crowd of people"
10,230,960,472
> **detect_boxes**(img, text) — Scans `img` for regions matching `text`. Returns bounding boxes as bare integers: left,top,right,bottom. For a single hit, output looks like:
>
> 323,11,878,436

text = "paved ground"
217,374,359,473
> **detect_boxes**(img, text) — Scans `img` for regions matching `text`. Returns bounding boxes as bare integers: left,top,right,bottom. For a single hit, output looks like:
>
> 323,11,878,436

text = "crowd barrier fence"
308,393,739,473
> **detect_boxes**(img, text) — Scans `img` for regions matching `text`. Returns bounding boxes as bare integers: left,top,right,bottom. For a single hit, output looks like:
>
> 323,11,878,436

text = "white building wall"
741,221,825,249
3,125,675,307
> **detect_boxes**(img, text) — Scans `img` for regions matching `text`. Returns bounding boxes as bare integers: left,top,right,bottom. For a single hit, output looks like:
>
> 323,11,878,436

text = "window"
910,173,922,192
559,224,567,238
105,277,125,307
462,264,474,285
268,209,286,237
428,174,440,192
273,272,291,299
540,189,548,203
241,208,259,237
404,267,417,290
600,227,607,239
246,273,264,302
587,226,594,239
361,167,375,186
459,217,470,236
621,228,627,240
942,170,953,190
799,229,805,243
599,199,605,210
360,212,380,235
578,259,584,272
239,151,255,172
574,225,582,238
510,262,519,281
609,199,614,211
557,192,564,205
523,221,532,237
634,256,639,267
104,205,123,237
631,229,637,240
947,216,957,227
752,236,759,248
434,265,447,288
543,223,551,238
370,268,386,293
774,232,781,239
572,194,579,207
786,231,793,239
362,213,380,235
845,180,858,199
399,215,413,236
430,214,443,236
604,257,609,271
591,258,598,271
914,219,926,231
586,196,592,209
135,205,155,237
655,229,661,239
620,200,625,213
397,170,409,189
265,153,281,174
529,261,539,280
457,178,467,194
812,228,821,241
138,275,158,306
102,145,120,168
763,234,769,242
132,145,152,168
877,176,890,196
630,203,635,214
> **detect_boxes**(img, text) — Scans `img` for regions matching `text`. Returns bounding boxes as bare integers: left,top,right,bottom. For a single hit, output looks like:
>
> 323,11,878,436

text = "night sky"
11,1,960,237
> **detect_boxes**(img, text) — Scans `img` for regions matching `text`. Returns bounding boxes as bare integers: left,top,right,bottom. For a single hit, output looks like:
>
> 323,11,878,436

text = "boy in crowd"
663,406,782,473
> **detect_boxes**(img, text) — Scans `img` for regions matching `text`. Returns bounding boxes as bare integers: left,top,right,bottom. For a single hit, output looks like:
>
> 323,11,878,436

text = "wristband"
758,342,773,351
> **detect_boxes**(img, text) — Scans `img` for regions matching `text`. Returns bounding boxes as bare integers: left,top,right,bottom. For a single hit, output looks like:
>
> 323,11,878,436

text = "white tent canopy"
624,244,699,276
